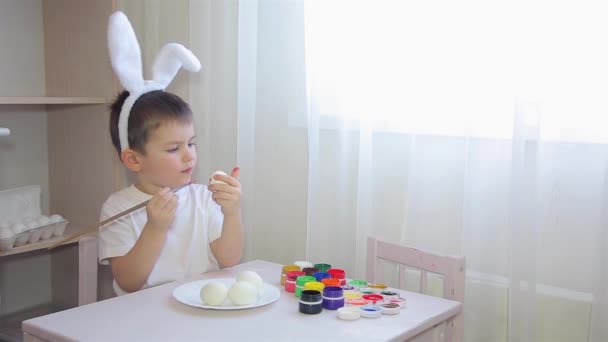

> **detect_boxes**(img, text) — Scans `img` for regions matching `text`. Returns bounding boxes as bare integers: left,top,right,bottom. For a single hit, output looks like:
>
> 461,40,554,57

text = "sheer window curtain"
121,0,607,340
239,1,608,341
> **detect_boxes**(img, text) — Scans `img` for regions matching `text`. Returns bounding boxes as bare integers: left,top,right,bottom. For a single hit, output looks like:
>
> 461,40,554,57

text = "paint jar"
322,286,345,310
302,267,320,276
337,307,361,320
313,272,331,282
321,278,341,287
348,279,368,289
327,268,346,286
369,283,387,292
380,290,400,301
360,305,382,318
304,281,325,292
299,290,323,314
380,303,401,315
294,261,313,269
341,284,355,291
388,297,407,309
344,290,362,300
346,298,369,308
314,263,332,273
359,287,376,295
285,271,305,293
280,265,300,286
362,294,384,305
295,276,317,298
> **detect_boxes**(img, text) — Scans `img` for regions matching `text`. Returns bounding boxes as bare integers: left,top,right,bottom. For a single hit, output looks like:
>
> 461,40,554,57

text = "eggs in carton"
0,214,68,251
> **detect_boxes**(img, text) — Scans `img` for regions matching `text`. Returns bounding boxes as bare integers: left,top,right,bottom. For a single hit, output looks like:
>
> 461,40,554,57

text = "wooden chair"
366,236,466,342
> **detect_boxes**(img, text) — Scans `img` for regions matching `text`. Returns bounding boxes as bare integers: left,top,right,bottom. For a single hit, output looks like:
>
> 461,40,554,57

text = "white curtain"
121,0,608,340
238,1,608,341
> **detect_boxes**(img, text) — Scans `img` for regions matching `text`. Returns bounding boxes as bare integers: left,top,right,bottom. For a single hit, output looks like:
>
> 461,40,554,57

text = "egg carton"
0,216,68,251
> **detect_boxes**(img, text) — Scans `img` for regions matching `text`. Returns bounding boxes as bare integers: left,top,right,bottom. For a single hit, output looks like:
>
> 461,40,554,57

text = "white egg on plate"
228,281,259,305
236,271,264,290
209,171,228,185
200,281,228,306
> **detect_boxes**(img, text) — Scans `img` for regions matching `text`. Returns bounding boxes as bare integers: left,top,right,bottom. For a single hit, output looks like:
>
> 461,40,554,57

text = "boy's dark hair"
109,90,193,157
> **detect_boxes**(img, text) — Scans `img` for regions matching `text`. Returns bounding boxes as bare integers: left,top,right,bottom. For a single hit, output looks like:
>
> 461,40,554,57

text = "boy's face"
137,121,197,190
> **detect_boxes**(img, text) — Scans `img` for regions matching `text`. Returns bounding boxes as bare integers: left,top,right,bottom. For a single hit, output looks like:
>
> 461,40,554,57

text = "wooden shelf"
0,97,108,105
0,224,92,258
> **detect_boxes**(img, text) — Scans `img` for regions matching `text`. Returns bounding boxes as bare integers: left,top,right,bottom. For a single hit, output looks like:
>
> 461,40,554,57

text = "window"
304,0,608,142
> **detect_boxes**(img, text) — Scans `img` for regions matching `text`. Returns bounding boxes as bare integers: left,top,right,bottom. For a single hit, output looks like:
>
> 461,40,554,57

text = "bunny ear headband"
108,11,201,152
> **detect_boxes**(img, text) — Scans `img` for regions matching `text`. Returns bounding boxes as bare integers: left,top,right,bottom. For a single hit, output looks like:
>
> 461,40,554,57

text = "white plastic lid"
360,305,382,318
389,298,407,309
337,307,361,321
380,303,401,315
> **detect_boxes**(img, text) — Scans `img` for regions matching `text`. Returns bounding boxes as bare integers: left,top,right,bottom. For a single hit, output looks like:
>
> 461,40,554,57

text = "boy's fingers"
212,192,232,201
167,196,178,211
230,166,240,178
159,193,177,209
212,174,241,188
208,183,238,193
151,188,170,204
213,192,240,202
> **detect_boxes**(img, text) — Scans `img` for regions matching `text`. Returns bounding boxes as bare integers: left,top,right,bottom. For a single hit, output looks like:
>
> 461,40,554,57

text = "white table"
22,260,462,341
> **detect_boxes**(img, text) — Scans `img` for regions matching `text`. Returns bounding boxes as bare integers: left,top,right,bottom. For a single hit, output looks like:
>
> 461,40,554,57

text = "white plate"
172,278,281,310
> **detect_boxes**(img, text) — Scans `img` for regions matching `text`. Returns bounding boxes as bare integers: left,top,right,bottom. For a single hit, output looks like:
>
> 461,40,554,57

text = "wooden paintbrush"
48,183,191,250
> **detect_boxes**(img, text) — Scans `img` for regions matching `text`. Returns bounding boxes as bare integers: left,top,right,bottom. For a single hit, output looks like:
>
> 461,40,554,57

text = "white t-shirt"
98,183,223,296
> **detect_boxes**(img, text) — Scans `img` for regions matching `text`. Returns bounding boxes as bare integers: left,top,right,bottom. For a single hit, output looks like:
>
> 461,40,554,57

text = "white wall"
0,0,46,96
0,0,53,316
0,0,48,211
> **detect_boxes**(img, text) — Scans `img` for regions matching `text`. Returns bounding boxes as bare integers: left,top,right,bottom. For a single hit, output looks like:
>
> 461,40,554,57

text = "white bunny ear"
107,12,201,153
108,11,144,92
152,43,201,89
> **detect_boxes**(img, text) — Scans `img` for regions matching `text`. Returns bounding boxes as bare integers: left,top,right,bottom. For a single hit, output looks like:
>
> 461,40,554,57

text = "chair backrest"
366,236,465,342
366,236,465,301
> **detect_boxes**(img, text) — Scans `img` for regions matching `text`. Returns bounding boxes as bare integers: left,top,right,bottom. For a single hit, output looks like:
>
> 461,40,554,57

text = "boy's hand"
208,167,242,216
146,187,178,232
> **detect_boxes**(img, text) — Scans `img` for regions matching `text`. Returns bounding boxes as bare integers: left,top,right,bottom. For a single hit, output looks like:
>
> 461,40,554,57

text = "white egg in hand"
200,281,228,306
209,171,228,185
228,281,259,305
236,271,264,290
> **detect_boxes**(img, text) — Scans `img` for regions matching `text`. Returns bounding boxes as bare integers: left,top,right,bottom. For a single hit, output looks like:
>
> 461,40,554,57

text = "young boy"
98,90,243,295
